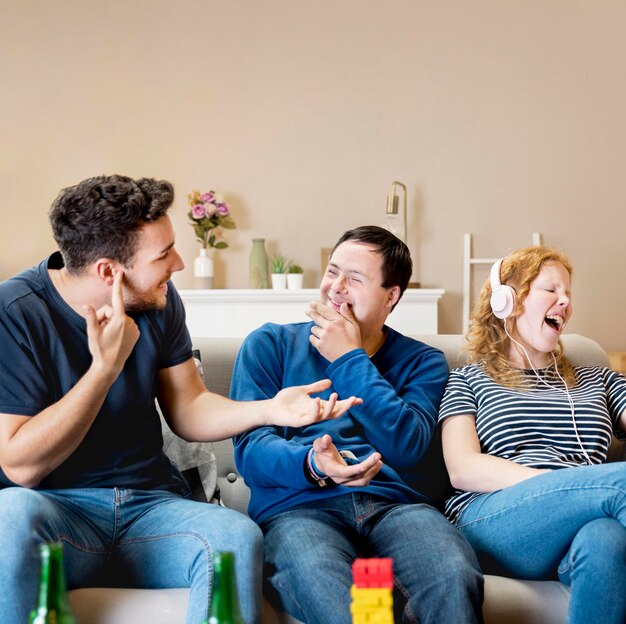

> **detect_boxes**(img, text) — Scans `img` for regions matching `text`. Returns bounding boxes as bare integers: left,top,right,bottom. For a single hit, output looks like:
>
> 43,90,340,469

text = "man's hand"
83,271,140,379
312,434,382,486
306,301,362,362
269,379,362,428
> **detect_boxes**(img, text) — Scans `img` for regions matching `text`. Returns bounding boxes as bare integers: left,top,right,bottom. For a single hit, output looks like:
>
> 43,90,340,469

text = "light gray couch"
68,334,625,624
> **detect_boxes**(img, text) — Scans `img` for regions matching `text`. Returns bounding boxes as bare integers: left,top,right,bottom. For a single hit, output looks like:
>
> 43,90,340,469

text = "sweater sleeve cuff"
325,347,368,376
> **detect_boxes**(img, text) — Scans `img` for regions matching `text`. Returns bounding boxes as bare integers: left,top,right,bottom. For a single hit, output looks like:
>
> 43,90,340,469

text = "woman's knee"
575,518,626,553
560,518,626,580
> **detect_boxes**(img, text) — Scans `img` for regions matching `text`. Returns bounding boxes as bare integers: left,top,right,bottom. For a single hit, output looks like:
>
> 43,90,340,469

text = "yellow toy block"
350,585,392,607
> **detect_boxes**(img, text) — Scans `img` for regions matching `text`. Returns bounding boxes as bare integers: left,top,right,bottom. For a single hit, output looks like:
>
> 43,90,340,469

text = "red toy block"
352,558,394,589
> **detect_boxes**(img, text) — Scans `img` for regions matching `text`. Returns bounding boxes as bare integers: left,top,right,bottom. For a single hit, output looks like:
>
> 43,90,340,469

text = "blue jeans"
0,487,263,624
456,462,626,624
261,492,483,624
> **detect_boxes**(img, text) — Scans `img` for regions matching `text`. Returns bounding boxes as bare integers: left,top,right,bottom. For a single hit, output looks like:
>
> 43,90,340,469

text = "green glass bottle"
203,551,244,624
28,542,77,624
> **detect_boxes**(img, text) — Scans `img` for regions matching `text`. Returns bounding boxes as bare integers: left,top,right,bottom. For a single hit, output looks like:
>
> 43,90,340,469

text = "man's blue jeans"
0,487,263,624
261,492,484,624
456,462,626,624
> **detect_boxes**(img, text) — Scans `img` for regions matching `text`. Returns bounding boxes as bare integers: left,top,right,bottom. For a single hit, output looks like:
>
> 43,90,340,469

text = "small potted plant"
270,255,289,289
287,264,304,290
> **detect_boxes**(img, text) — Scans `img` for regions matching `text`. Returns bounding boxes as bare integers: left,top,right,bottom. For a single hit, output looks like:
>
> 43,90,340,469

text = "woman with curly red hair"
439,246,626,624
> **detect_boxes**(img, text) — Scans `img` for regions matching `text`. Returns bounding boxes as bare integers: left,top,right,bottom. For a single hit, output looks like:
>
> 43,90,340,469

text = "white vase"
194,248,214,289
287,273,304,289
271,273,287,290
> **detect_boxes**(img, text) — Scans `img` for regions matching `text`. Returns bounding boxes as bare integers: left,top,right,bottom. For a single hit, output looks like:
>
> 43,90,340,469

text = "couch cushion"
160,350,217,502
68,575,570,624
69,588,189,624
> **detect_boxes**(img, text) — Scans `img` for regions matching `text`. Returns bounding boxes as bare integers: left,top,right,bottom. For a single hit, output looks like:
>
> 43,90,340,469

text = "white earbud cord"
503,319,592,465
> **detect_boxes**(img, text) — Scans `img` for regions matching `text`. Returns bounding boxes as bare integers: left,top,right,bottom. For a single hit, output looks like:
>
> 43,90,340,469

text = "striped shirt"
438,365,626,523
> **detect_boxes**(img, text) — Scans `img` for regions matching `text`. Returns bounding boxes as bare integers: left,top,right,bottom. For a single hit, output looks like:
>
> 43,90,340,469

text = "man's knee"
229,510,263,542
0,488,50,537
217,508,263,553
422,513,482,580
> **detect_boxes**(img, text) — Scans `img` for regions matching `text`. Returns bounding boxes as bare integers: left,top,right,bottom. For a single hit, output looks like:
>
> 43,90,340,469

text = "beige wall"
1,0,625,350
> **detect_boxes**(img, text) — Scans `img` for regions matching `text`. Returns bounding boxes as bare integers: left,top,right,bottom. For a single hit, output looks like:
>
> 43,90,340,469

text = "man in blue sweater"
231,226,484,624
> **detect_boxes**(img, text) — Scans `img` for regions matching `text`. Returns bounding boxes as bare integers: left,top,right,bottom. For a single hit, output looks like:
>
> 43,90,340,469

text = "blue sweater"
230,322,449,524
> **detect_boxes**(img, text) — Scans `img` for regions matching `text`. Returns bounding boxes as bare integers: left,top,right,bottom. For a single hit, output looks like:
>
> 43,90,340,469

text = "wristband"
306,448,328,487
310,450,328,478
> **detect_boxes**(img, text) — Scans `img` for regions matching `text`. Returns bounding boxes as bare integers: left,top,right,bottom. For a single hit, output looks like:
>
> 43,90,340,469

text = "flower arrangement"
187,190,237,249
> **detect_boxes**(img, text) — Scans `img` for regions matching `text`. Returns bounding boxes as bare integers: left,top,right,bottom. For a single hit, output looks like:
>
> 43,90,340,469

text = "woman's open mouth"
545,314,563,332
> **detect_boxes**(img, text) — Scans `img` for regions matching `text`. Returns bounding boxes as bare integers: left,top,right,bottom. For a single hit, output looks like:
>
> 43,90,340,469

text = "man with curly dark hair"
0,174,358,624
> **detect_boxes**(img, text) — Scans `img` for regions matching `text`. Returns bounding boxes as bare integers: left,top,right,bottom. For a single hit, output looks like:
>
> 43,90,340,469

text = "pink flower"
187,189,236,249
192,204,206,219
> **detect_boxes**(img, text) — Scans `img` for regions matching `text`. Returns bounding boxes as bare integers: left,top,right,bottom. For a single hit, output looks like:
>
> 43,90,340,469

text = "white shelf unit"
179,288,444,338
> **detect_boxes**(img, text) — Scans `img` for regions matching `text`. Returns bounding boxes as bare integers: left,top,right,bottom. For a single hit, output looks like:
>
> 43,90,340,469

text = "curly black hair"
49,174,175,274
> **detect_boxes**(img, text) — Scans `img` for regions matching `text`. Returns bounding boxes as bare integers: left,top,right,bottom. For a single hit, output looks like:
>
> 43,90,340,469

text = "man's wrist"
305,448,329,487
86,360,121,389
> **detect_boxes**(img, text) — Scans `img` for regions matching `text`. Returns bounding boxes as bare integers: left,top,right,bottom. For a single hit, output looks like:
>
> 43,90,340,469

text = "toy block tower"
350,558,394,624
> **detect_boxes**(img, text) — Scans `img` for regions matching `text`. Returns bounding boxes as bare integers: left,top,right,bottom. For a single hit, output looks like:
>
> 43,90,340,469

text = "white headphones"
490,258,516,319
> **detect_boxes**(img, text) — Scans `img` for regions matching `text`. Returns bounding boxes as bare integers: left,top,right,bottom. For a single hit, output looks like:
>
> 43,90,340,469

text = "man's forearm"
167,390,275,442
0,364,115,487
163,371,351,443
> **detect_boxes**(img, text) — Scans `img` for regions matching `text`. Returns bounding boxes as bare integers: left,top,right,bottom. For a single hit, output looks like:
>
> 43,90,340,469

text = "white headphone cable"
503,319,592,465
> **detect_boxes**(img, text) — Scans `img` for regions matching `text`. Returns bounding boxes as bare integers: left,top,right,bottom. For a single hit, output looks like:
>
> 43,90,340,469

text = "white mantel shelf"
179,288,444,338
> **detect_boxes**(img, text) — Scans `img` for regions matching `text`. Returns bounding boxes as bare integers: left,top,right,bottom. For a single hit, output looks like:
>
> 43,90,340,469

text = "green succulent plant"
270,255,289,274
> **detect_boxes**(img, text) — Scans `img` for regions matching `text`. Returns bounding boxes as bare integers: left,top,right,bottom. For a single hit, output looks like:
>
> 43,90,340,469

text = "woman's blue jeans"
456,462,626,624
0,487,263,624
261,492,484,624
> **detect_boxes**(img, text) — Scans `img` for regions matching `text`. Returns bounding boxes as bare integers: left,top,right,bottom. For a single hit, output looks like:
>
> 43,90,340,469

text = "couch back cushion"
184,334,622,515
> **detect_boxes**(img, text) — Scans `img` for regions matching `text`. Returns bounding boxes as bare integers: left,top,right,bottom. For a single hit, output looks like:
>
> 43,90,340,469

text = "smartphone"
339,449,359,465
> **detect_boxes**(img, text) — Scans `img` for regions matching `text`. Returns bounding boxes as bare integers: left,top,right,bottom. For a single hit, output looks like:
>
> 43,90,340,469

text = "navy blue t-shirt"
0,253,193,492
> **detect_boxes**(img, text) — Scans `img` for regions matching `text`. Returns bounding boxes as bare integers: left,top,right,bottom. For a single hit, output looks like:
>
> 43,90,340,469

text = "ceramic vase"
249,238,269,288
194,248,214,289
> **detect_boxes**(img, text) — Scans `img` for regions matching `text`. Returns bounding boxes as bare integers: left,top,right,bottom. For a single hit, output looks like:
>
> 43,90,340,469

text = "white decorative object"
271,273,288,290
194,249,214,289
287,273,304,290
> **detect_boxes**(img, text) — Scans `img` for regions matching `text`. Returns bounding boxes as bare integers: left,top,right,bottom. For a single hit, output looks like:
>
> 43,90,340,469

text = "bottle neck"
208,551,244,624
34,546,52,611
30,542,75,623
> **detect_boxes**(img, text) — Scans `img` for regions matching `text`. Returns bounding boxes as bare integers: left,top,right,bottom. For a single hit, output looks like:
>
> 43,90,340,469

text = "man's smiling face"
320,241,398,335
120,216,184,313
